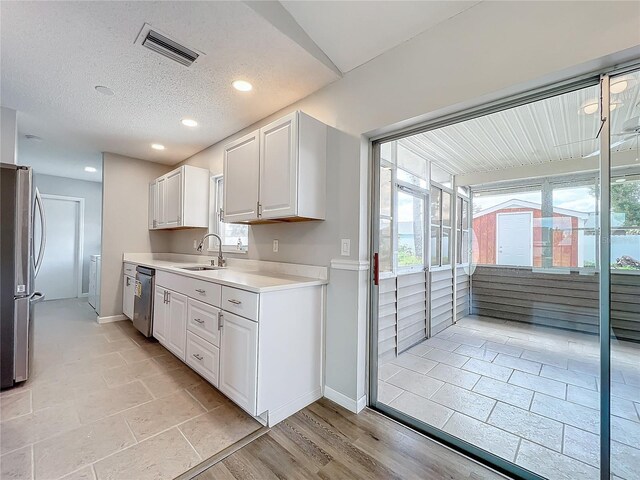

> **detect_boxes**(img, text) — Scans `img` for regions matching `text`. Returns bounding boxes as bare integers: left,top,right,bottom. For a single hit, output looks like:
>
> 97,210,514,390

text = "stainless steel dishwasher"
133,266,155,337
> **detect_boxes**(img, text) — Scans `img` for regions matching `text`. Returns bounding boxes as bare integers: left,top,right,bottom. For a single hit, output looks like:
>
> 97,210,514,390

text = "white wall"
100,153,171,319
1,106,17,165
34,174,102,294
165,1,639,408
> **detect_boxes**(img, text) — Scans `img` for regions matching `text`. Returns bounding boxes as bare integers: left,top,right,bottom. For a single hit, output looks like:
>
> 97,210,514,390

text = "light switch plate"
193,240,198,249
341,239,351,256
273,240,279,252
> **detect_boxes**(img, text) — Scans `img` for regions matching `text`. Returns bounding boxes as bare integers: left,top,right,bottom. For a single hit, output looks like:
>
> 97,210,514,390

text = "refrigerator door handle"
30,292,45,304
34,188,46,278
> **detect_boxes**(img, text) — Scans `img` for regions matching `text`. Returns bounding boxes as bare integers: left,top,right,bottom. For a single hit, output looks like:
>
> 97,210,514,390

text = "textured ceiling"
399,75,640,176
0,1,339,176
280,0,481,73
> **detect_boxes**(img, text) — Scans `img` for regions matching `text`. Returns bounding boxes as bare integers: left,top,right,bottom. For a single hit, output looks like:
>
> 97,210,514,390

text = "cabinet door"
122,275,135,320
259,112,298,219
153,286,167,344
219,311,258,415
148,181,157,229
223,130,259,222
167,290,187,360
156,177,166,227
164,169,183,228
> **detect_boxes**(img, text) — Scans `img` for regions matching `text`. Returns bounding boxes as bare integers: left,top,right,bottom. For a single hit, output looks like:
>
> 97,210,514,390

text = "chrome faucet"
196,233,226,267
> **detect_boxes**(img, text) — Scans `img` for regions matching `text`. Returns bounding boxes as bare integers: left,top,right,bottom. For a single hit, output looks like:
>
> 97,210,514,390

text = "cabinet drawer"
221,286,258,321
187,298,220,347
156,271,221,307
186,331,219,387
124,262,136,276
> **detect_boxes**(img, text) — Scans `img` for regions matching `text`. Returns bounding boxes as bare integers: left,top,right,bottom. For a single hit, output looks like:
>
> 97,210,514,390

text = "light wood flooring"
195,397,508,480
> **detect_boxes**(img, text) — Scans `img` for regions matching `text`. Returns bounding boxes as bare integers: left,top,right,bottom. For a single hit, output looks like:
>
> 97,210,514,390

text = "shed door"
497,212,532,266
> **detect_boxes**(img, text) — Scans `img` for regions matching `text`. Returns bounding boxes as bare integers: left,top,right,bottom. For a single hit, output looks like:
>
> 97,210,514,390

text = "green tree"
611,181,640,227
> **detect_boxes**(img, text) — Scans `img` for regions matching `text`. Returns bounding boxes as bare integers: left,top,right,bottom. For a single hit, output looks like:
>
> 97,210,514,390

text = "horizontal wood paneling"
456,266,470,321
378,277,397,364
430,268,453,336
397,272,427,353
471,266,640,341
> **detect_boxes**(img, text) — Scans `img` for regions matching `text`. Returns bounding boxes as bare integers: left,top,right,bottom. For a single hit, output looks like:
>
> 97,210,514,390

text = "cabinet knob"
195,289,206,295
227,299,242,305
192,353,203,361
194,318,204,324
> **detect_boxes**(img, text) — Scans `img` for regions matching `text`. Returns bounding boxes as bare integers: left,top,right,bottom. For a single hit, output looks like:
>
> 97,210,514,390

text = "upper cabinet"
149,165,210,230
223,111,326,224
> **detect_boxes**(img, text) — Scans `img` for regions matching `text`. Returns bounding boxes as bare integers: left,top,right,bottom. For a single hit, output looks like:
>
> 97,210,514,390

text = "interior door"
164,169,182,228
259,112,298,219
223,130,260,222
497,212,532,266
34,196,80,300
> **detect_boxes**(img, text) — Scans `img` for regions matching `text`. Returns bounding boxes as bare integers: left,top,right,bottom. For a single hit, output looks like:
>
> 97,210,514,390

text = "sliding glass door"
370,65,640,480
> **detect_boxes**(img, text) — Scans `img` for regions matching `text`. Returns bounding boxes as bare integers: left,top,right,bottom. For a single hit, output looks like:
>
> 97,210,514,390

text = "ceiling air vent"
135,23,201,67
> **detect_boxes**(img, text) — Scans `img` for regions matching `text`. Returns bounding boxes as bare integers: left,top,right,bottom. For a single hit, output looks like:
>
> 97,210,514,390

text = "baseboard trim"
96,314,127,324
324,386,367,413
267,387,323,427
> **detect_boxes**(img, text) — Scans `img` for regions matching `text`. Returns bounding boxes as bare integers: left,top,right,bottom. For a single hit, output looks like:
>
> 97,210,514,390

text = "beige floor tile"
509,371,566,399
93,428,200,480
540,365,597,390
0,405,81,454
74,381,153,424
31,374,108,411
378,363,403,381
62,339,138,364
563,425,599,467
377,381,403,404
152,353,186,371
118,346,166,365
427,363,481,390
385,367,444,399
101,358,165,387
0,445,33,480
493,353,541,375
123,390,206,441
431,383,496,421
34,415,135,479
179,403,261,458
448,333,486,348
520,348,569,369
390,354,437,375
186,383,227,411
531,393,599,434
611,415,640,449
422,337,462,352
421,348,470,368
60,465,96,480
388,391,454,429
516,440,599,480
0,390,31,422
472,376,533,410
141,367,204,398
462,358,513,382
63,353,127,380
454,344,498,362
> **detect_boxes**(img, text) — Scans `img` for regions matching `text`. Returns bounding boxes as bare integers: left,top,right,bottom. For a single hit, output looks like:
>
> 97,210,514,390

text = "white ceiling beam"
243,1,343,78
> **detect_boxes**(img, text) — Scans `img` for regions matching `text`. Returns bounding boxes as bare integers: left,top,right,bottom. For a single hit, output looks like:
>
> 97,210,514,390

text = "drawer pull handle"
227,299,242,305
195,289,206,294
192,353,204,361
194,318,204,324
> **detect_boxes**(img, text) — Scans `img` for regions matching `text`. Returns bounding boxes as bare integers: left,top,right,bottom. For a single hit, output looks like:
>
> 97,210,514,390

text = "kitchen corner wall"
100,152,172,319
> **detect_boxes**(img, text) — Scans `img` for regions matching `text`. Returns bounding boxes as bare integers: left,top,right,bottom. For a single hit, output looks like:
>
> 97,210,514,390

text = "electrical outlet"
341,239,351,256
273,240,279,252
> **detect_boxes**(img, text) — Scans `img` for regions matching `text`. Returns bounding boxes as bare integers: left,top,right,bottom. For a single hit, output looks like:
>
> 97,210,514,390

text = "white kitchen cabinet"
186,331,220,387
223,111,326,224
122,274,135,320
219,311,258,415
153,286,188,360
149,165,210,229
223,130,260,223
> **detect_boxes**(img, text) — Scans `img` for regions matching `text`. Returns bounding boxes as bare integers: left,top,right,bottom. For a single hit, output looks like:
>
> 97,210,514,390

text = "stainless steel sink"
175,265,224,271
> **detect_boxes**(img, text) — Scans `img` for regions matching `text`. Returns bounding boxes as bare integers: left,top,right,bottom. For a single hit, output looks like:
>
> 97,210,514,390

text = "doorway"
496,212,533,266
35,194,84,300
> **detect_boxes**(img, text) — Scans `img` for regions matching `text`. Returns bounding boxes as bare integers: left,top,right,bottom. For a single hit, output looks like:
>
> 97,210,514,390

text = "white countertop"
123,253,328,293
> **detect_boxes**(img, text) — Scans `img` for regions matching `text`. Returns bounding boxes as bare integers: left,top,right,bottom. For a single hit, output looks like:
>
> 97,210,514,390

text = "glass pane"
462,199,469,228
442,191,451,227
379,218,392,273
224,224,249,251
462,231,469,263
442,227,451,265
431,162,452,187
380,165,392,217
458,186,469,197
397,189,425,268
397,143,428,183
430,226,440,266
457,197,463,230
431,186,441,223
398,168,428,189
381,141,394,163
610,70,640,480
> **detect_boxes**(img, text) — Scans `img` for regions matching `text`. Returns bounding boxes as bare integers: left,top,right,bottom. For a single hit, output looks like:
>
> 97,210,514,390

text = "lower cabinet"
186,331,219,387
122,274,135,320
219,311,258,415
153,285,187,361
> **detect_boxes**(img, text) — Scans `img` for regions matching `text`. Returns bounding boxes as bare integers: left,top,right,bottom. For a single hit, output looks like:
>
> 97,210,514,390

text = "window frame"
208,175,249,254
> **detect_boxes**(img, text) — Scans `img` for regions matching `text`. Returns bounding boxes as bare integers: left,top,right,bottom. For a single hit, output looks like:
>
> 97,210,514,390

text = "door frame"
495,211,533,266
39,194,85,299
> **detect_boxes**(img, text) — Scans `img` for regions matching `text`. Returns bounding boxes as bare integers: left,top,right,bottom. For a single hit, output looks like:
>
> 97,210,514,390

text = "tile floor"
0,298,262,480
378,315,640,480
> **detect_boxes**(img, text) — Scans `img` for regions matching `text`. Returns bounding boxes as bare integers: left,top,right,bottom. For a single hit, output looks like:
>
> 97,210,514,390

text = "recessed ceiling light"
232,80,252,92
151,143,165,150
24,134,42,142
84,166,97,173
95,85,114,96
181,118,198,127
610,78,628,94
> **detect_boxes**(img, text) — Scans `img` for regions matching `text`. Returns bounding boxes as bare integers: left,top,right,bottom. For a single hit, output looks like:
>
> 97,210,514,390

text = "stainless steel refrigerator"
1,163,46,389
